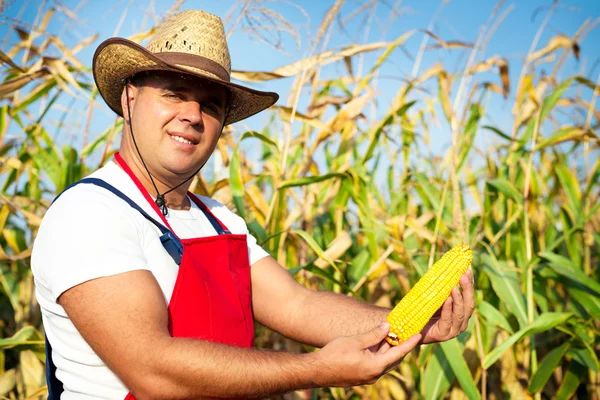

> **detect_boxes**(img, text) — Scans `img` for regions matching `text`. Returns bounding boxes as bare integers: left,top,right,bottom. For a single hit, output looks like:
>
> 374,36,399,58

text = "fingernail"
467,269,473,279
380,322,390,329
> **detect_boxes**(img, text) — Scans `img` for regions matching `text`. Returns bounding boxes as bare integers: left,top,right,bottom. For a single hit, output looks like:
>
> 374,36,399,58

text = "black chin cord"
125,82,202,216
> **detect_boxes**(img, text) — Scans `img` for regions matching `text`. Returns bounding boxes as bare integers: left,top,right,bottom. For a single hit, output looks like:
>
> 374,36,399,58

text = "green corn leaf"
11,78,57,115
481,253,528,328
528,341,570,393
584,156,600,197
81,119,123,159
533,126,589,151
229,146,245,219
240,130,279,153
0,326,43,349
519,78,573,145
347,249,370,284
278,172,347,190
361,100,416,164
555,362,584,400
567,347,599,372
423,345,453,400
457,104,482,172
355,31,415,94
440,339,481,400
539,251,600,295
292,229,340,274
483,312,573,369
288,264,353,293
486,178,523,203
567,285,600,319
483,125,515,142
0,104,8,141
554,163,582,221
478,301,514,333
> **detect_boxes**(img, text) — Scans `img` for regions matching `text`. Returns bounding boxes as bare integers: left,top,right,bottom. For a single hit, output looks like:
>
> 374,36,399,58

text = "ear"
120,81,137,124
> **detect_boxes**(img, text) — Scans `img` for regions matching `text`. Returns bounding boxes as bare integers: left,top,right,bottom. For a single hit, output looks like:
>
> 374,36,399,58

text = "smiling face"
120,70,229,187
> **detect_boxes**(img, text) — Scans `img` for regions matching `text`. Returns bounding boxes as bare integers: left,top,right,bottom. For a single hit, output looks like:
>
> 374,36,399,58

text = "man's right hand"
311,322,421,388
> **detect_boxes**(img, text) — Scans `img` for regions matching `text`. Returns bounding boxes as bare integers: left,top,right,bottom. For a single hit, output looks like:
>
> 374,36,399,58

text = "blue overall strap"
194,198,231,235
45,335,62,399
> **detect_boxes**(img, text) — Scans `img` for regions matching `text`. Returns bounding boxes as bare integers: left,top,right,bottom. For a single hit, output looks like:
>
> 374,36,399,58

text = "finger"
438,296,453,336
459,271,475,331
376,341,391,355
451,286,465,334
357,322,390,349
380,333,421,367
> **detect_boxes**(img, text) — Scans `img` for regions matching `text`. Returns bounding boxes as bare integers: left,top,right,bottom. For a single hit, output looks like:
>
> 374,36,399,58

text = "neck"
117,146,192,211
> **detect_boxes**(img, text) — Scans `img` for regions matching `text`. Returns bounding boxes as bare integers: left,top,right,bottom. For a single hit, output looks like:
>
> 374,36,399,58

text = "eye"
164,92,183,100
202,102,219,112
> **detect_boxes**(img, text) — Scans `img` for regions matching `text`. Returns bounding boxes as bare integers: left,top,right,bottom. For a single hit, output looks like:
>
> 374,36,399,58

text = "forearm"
134,337,318,399
285,290,391,347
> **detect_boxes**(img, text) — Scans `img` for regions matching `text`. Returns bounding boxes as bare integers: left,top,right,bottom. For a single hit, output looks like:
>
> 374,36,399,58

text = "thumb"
357,322,390,348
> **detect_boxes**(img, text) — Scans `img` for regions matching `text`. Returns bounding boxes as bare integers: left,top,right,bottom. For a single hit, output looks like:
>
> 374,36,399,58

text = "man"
32,10,474,400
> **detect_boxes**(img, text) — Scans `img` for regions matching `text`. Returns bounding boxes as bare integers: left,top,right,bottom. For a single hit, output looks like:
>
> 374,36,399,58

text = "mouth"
168,133,198,146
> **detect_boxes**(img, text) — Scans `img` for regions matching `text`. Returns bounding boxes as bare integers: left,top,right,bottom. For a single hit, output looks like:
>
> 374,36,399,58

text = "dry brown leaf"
527,34,580,62
128,28,156,44
438,70,454,124
481,82,505,95
0,50,24,72
48,36,83,68
55,3,77,20
306,95,349,117
245,184,270,220
0,368,16,394
313,231,352,269
0,69,51,98
414,62,444,85
274,105,328,130
328,92,373,132
71,34,99,55
230,71,286,82
15,27,29,41
422,29,473,49
19,350,45,397
466,55,510,97
232,42,392,83
39,8,55,32
45,57,84,94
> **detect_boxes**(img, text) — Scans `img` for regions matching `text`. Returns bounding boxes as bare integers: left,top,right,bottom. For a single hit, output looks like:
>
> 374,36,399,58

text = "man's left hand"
419,269,475,344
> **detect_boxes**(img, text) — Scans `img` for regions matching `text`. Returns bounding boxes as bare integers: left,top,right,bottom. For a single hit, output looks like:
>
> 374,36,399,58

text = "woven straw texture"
93,10,278,125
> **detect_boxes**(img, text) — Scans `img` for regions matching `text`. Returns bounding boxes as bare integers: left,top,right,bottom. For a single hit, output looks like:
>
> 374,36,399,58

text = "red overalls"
113,153,255,399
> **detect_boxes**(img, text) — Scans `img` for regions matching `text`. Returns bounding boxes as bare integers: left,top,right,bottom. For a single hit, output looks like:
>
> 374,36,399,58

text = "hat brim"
92,38,279,125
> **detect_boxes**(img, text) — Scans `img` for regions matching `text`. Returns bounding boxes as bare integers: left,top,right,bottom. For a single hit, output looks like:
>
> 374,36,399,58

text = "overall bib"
46,153,254,399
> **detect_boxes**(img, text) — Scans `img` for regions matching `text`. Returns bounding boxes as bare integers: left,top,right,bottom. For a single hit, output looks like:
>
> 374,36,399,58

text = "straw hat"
92,10,279,125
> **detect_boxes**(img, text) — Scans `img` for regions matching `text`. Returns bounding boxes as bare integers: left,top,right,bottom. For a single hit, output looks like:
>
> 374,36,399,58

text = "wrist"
303,351,326,389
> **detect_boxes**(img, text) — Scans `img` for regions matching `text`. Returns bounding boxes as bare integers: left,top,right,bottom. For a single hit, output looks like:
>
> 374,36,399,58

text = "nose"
178,101,203,127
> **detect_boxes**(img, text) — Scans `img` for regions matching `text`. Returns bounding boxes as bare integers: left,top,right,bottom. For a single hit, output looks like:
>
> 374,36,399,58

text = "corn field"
0,0,599,399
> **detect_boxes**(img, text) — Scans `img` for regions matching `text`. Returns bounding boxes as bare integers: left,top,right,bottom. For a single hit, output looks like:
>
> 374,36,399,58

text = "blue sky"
1,0,599,176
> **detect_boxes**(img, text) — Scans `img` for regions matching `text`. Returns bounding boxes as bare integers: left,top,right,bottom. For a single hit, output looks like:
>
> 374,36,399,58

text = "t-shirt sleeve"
244,225,270,266
31,187,151,301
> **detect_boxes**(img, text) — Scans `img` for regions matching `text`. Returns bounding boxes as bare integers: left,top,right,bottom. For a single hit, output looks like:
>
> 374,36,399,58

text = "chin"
163,158,205,177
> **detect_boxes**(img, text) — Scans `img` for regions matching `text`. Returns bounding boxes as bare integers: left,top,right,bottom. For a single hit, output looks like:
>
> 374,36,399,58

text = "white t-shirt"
31,161,269,399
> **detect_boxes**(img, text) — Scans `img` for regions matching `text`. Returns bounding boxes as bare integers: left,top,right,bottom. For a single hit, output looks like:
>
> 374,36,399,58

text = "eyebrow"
161,85,225,106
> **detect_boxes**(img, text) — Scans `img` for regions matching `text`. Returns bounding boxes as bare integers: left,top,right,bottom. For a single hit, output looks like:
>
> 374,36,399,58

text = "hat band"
155,52,230,82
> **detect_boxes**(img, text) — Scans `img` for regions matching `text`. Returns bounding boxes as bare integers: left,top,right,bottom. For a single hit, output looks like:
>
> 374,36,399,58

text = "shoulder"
46,166,141,227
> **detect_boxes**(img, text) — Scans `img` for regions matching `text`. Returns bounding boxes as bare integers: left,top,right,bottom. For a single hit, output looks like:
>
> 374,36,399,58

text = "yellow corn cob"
385,244,472,345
